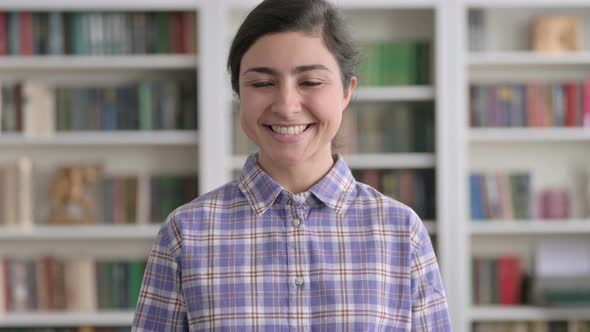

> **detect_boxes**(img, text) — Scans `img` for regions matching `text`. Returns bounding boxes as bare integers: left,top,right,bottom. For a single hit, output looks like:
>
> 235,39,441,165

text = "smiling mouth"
265,124,314,135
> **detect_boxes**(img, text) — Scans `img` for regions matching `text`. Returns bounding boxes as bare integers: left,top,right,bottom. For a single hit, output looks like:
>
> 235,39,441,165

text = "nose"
271,83,301,117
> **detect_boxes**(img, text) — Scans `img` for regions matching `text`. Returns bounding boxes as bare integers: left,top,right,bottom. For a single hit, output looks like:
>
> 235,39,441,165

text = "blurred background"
0,1,589,331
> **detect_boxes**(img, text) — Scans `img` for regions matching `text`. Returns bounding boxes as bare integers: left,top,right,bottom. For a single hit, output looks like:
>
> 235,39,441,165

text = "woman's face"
238,31,356,170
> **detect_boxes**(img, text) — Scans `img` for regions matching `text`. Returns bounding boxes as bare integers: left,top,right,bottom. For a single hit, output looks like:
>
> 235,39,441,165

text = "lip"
265,123,312,127
264,123,314,144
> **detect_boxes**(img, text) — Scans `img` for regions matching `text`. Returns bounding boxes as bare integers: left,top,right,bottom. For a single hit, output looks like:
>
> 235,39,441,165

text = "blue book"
48,12,64,54
470,174,484,220
101,88,117,130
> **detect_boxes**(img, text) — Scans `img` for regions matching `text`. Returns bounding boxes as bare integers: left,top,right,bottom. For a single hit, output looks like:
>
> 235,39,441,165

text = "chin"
263,149,309,166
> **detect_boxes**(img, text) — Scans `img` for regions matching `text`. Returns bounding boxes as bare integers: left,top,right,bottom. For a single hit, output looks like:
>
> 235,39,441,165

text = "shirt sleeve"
410,214,452,331
132,213,189,331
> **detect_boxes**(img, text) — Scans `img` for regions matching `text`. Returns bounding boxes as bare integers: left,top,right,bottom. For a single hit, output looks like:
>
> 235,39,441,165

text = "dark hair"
227,0,360,96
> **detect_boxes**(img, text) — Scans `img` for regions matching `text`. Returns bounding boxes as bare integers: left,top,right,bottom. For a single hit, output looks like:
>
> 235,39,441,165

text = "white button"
291,218,301,228
295,276,304,286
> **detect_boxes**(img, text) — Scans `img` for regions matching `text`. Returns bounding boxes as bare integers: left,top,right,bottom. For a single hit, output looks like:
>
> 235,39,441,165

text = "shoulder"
351,181,427,248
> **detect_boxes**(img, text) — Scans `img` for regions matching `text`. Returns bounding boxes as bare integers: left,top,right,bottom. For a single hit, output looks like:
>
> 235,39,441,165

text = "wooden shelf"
470,306,590,321
0,131,199,146
0,55,198,70
470,220,590,235
354,86,435,102
0,311,134,327
0,225,160,240
232,153,436,170
469,128,590,142
469,52,590,66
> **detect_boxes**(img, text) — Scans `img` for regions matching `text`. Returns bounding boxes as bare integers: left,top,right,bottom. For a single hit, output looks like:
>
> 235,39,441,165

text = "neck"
257,151,335,194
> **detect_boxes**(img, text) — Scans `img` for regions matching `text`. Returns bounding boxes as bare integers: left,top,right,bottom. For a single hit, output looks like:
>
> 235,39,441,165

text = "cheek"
311,92,344,129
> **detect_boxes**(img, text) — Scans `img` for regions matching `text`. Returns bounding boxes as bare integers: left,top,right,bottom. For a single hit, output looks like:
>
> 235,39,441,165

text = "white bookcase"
452,1,590,331
0,0,207,329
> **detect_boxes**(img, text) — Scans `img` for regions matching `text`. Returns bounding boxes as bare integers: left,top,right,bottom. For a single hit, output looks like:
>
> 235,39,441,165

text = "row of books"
473,321,583,332
0,12,197,55
357,41,431,86
353,169,436,220
0,159,199,226
0,79,197,134
101,174,198,225
0,257,146,313
0,329,129,332
339,102,435,154
469,81,590,127
470,173,531,220
101,176,138,225
472,256,524,305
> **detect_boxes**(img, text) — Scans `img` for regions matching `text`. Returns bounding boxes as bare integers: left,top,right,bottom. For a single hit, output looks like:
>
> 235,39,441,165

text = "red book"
173,12,185,54
37,256,54,311
168,13,182,54
19,12,33,55
0,13,7,55
526,84,540,127
498,256,522,305
183,12,197,54
399,170,415,207
584,80,590,127
565,82,580,127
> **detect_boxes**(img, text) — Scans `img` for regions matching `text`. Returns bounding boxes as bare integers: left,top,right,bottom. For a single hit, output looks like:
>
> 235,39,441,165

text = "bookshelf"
454,1,590,331
0,0,206,330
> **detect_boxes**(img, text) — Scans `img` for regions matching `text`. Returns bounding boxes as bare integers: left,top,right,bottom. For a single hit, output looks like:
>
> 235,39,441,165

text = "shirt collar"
238,153,356,215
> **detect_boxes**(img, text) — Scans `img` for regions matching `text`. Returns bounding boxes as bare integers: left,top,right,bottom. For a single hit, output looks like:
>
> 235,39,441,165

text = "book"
498,256,522,305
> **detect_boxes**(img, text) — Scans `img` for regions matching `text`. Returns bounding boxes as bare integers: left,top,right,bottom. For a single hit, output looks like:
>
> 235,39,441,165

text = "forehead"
240,31,339,72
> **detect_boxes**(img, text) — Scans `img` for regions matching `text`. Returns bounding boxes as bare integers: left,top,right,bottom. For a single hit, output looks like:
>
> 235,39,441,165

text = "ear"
342,76,357,110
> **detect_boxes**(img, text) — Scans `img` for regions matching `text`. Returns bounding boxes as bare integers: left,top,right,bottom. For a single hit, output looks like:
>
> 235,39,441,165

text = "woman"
132,0,451,330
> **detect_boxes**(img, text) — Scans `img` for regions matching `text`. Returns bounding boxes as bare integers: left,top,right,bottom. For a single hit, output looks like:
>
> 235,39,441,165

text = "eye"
301,81,322,87
251,81,274,88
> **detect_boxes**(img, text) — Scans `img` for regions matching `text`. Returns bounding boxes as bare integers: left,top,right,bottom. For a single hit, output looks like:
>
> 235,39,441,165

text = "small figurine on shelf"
530,16,580,53
50,164,102,224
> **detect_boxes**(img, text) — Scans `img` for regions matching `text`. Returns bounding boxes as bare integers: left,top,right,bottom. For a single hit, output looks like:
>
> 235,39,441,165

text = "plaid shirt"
132,153,451,331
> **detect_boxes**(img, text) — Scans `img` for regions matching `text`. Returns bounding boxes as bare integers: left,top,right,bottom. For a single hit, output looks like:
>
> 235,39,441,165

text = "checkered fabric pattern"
132,153,451,331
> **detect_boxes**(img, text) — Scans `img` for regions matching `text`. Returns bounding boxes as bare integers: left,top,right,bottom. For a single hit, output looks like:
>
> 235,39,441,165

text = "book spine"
584,80,590,127
19,13,33,55
0,12,7,55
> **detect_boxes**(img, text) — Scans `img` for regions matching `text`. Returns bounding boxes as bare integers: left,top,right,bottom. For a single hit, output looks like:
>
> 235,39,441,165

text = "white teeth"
271,125,307,135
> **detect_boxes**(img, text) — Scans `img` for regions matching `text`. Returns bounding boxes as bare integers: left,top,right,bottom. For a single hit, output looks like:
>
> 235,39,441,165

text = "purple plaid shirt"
132,153,451,331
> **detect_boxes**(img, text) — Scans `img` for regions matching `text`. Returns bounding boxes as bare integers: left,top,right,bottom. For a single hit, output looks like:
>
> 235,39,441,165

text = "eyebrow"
241,64,332,76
